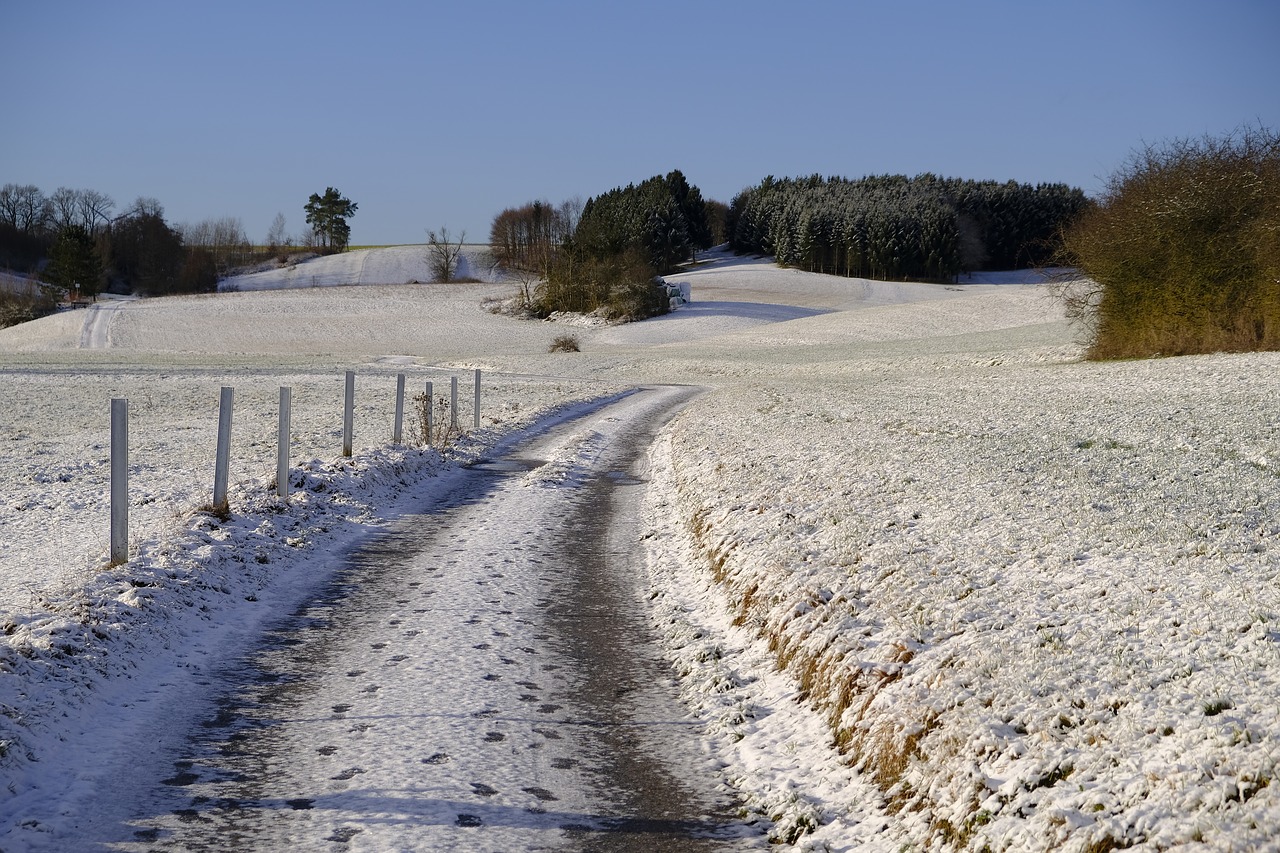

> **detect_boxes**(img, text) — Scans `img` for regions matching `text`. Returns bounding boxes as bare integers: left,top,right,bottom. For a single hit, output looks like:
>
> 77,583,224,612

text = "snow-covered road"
15,385,762,852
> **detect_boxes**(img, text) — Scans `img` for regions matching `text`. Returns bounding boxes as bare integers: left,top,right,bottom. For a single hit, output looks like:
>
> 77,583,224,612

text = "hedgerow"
1059,126,1280,359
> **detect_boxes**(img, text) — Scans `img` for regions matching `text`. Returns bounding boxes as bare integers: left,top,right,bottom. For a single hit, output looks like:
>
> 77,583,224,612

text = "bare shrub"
406,391,461,448
548,334,580,353
0,288,57,328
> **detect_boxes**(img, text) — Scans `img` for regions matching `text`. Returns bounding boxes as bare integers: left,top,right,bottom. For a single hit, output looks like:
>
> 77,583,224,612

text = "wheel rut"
83,385,762,851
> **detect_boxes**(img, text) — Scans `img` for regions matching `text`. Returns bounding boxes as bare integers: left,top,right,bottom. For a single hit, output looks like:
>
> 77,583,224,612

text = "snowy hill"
218,244,503,291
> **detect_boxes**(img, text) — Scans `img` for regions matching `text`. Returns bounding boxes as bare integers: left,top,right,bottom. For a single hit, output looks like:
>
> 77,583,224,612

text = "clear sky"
4,0,1277,246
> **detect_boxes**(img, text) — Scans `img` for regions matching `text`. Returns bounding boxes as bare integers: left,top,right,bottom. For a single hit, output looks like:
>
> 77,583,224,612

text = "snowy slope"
218,244,502,291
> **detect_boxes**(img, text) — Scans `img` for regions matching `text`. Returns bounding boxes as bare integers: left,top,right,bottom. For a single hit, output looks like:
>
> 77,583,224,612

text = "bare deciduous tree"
427,226,465,282
266,212,287,252
177,215,249,271
0,184,49,233
48,187,114,235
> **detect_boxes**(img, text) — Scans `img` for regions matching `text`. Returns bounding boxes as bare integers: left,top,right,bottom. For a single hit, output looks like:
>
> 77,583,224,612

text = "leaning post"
110,398,128,565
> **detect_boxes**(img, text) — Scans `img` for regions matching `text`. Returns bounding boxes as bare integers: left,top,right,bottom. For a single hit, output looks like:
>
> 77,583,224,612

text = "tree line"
727,173,1090,282
0,183,358,311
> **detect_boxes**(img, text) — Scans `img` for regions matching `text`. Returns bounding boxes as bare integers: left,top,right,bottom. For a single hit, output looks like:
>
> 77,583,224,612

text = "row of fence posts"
108,368,483,566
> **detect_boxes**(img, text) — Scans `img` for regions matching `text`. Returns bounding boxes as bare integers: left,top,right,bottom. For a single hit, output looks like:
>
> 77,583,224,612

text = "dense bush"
728,174,1088,282
1060,127,1280,359
537,247,668,322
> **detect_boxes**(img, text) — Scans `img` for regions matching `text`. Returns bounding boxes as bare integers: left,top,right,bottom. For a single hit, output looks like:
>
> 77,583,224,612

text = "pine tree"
45,225,102,298
304,188,358,252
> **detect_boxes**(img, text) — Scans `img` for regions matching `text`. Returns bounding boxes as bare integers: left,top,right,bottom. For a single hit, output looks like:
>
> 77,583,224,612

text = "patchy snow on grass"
644,353,1280,851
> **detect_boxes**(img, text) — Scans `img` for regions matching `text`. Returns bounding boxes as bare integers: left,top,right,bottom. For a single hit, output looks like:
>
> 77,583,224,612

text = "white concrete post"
277,386,292,499
393,373,406,444
110,398,128,565
343,370,355,457
213,386,234,513
473,368,481,430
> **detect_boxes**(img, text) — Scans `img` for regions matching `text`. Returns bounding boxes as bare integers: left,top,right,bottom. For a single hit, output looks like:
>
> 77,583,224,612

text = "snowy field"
2,246,1279,850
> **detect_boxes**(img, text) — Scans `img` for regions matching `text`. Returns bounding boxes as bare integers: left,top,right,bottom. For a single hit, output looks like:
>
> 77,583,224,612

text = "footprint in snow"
484,732,505,742
471,783,499,797
331,767,365,781
327,826,362,843
422,753,451,765
524,787,558,802
456,814,482,827
161,770,199,787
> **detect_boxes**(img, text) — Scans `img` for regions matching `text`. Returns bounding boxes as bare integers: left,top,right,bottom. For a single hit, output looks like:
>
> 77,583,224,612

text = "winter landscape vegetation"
1,122,1280,850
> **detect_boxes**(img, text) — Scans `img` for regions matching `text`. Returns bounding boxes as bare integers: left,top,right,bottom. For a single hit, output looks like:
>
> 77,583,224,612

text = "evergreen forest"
727,174,1090,282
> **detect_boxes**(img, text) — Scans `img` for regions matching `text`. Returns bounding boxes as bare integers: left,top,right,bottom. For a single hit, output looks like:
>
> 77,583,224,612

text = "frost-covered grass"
646,353,1280,850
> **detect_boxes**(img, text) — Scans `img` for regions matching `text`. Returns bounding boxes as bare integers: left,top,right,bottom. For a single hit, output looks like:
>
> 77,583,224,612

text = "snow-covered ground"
2,246,1278,850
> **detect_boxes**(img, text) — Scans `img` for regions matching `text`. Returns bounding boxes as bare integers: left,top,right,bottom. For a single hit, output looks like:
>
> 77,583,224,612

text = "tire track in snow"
77,301,125,348
56,385,762,851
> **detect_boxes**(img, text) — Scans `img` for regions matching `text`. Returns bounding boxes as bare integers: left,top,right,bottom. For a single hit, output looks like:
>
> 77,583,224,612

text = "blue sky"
3,0,1277,246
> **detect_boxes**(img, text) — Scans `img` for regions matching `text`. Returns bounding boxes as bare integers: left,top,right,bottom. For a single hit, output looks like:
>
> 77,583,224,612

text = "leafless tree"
48,187,79,232
427,226,465,282
78,189,115,234
48,187,114,235
177,215,249,270
266,212,287,251
0,184,49,233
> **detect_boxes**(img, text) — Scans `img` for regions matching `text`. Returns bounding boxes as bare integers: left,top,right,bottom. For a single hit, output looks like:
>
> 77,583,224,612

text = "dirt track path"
70,386,763,852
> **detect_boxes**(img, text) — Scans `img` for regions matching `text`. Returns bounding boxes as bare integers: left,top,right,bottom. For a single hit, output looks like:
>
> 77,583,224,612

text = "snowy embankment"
643,351,1280,850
